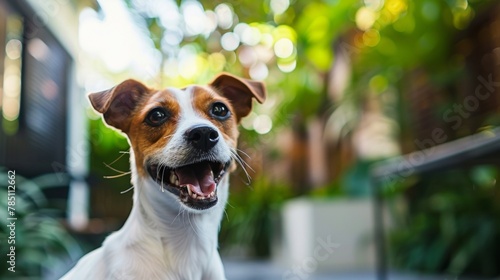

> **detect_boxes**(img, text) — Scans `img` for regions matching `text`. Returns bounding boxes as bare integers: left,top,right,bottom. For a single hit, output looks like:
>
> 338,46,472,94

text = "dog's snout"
185,125,219,151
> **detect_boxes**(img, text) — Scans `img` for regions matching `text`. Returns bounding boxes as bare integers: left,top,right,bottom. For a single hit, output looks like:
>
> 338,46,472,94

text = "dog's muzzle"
147,125,231,210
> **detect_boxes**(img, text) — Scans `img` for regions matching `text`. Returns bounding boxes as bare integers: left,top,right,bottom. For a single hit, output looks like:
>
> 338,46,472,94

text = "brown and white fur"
61,73,266,280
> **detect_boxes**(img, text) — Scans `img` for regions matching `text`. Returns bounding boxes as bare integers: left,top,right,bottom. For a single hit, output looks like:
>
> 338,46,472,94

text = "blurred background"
0,0,500,279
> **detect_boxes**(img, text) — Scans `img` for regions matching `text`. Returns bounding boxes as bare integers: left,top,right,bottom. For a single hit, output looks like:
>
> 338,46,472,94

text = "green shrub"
390,166,500,277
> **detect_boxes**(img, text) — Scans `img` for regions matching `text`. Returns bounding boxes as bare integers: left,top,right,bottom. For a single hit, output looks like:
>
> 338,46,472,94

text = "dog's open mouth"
147,161,230,210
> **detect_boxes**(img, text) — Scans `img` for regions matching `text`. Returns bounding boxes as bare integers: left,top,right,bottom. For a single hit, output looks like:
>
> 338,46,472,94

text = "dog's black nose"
185,125,219,151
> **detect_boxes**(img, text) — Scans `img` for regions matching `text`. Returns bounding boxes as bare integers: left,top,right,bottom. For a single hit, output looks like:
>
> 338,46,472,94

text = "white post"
66,61,89,231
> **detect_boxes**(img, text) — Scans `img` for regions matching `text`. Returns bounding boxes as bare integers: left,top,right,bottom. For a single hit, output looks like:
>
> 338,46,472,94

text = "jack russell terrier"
61,73,266,279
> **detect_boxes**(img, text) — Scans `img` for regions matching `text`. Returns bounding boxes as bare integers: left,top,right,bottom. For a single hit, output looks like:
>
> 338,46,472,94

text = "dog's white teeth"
218,171,224,181
192,193,198,199
186,186,192,196
170,171,179,186
205,191,215,198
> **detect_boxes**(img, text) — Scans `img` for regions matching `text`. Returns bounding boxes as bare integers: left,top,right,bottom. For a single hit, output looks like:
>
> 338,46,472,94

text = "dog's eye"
145,108,169,126
210,102,231,120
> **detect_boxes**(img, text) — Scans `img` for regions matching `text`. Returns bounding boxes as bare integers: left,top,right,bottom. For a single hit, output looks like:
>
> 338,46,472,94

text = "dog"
61,73,266,279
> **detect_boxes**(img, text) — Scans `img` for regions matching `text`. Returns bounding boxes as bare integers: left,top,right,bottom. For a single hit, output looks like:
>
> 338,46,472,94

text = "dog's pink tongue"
175,162,216,196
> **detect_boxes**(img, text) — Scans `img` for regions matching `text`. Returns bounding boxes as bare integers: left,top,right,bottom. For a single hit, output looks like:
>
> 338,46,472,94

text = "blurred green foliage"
0,170,82,278
390,166,500,276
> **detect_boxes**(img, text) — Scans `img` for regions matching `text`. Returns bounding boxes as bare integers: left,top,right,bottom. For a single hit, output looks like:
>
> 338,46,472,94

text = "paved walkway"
223,259,473,280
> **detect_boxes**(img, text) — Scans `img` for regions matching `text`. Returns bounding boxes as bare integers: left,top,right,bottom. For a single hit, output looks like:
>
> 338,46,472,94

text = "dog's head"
89,73,266,212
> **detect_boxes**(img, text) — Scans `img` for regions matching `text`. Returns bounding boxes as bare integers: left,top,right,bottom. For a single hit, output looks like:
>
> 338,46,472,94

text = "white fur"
61,87,230,280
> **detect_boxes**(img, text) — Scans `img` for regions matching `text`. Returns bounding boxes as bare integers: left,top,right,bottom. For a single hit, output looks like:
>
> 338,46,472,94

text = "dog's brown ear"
89,79,149,133
210,73,266,122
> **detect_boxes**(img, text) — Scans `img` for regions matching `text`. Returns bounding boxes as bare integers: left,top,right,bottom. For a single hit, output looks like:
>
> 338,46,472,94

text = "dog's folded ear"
89,79,149,133
210,73,266,122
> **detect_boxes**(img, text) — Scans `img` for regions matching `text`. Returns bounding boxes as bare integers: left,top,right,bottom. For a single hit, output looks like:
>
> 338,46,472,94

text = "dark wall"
0,0,71,178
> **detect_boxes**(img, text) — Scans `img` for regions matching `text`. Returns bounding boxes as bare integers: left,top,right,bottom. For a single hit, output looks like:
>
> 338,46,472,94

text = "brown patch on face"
127,89,181,177
191,86,240,149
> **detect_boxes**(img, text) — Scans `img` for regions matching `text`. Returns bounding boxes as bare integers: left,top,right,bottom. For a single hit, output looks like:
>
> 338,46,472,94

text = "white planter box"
275,197,394,275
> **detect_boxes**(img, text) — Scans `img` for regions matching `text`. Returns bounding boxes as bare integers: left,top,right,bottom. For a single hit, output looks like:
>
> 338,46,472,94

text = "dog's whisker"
234,159,252,185
235,148,252,159
120,185,134,194
103,162,130,175
240,156,255,172
223,209,230,222
106,150,129,166
160,165,167,192
187,213,201,239
103,172,132,179
232,149,255,172
156,164,162,180
102,150,131,179
154,164,164,192
231,150,252,185
171,207,184,225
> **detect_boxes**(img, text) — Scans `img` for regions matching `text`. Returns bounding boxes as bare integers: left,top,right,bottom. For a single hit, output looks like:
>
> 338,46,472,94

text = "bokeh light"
221,32,240,51
215,4,234,30
356,7,377,31
274,38,294,58
270,0,290,15
253,114,273,134
5,39,22,59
